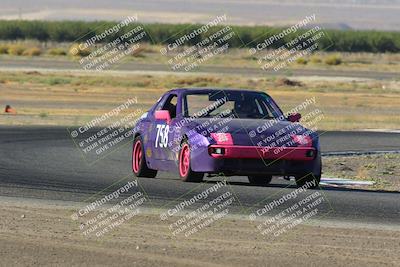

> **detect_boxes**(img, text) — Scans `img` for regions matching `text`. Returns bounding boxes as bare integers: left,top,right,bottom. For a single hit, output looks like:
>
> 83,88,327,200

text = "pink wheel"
133,139,142,173
178,141,203,182
179,143,190,177
132,136,157,178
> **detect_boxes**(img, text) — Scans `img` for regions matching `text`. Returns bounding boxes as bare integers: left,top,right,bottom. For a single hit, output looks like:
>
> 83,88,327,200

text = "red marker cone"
5,105,16,114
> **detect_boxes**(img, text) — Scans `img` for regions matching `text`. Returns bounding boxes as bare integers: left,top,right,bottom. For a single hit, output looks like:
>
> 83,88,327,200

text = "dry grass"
0,71,399,130
22,47,41,56
0,41,399,72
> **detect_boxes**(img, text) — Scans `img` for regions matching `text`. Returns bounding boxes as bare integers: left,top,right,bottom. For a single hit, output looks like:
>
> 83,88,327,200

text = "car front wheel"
179,140,203,182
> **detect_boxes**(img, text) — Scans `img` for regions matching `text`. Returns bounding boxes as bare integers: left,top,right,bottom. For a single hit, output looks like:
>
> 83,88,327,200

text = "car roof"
167,88,265,95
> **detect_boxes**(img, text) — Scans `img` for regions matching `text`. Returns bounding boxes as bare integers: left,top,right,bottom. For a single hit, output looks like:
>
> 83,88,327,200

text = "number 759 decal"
155,124,169,148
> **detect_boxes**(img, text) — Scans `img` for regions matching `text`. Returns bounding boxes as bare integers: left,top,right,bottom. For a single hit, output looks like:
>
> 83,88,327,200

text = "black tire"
295,173,320,189
132,136,157,178
248,175,273,186
178,140,203,182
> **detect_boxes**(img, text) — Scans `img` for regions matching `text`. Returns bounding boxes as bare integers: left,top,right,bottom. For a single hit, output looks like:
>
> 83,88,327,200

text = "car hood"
183,118,317,147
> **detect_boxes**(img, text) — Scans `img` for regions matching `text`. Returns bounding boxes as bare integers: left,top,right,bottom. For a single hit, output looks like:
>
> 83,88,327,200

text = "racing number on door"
155,124,169,148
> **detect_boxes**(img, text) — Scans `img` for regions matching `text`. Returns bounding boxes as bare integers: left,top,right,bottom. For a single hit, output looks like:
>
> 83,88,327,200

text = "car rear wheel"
179,140,203,182
132,136,157,178
248,175,272,186
295,173,320,189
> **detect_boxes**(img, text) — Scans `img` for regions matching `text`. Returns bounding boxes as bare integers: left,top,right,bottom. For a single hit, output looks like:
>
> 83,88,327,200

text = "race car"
132,88,321,188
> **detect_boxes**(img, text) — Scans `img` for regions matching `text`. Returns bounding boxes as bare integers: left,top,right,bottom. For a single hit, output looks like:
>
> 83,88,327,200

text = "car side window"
154,95,168,112
254,99,264,115
161,94,177,119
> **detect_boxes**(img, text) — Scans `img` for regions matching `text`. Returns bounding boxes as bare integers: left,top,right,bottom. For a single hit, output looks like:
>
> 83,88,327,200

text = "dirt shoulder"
323,154,400,191
1,198,399,267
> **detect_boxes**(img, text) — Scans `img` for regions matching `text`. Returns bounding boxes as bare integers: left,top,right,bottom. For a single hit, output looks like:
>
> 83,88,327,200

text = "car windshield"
183,90,283,119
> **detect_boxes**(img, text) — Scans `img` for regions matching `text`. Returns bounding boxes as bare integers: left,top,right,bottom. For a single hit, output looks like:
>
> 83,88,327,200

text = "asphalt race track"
0,126,399,226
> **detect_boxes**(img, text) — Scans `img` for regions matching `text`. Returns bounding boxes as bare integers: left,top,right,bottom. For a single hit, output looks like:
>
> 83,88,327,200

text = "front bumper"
191,145,320,175
208,145,316,161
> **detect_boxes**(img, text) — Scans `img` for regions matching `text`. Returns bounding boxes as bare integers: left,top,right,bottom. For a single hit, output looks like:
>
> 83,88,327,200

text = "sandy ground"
1,198,399,267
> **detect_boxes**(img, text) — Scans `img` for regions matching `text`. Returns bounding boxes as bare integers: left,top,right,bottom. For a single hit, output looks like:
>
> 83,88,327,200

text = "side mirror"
155,110,171,124
288,113,301,123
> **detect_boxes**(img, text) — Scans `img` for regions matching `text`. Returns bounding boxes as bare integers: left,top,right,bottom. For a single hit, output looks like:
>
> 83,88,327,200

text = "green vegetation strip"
0,20,399,53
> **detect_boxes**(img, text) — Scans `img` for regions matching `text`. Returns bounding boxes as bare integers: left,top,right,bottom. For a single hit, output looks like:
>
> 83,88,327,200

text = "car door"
152,93,178,161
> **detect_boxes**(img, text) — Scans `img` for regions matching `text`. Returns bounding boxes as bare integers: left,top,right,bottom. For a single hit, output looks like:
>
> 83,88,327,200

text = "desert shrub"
175,76,221,86
130,46,146,57
296,57,308,65
69,43,90,57
275,77,303,87
22,47,41,56
48,48,67,56
39,112,48,118
310,56,322,63
325,55,342,65
0,45,8,54
45,77,71,85
7,45,25,55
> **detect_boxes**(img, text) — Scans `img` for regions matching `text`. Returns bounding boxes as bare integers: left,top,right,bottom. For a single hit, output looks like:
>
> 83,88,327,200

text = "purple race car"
132,88,321,188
